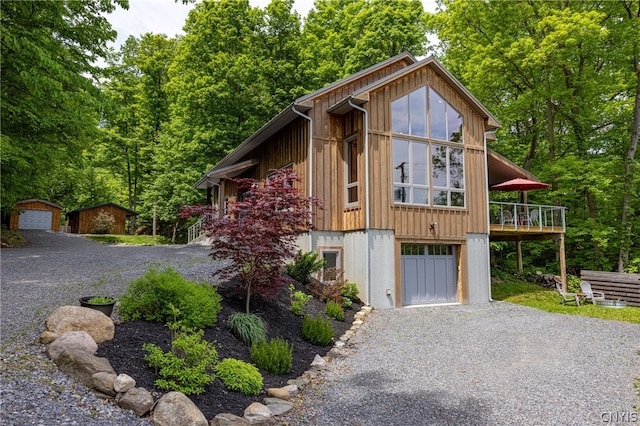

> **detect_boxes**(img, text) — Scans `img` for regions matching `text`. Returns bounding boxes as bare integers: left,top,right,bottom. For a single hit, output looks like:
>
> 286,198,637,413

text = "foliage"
85,234,172,245
215,358,263,396
289,285,313,315
90,210,116,234
0,228,26,247
0,0,126,211
286,250,326,284
491,280,640,324
302,314,334,346
325,300,345,322
250,338,293,375
180,170,322,314
226,313,267,346
341,282,360,308
87,296,116,305
142,329,218,395
118,267,222,329
310,268,350,306
566,274,582,294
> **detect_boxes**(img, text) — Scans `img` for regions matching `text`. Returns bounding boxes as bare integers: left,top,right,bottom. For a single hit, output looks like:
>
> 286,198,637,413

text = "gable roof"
15,199,63,210
195,53,501,189
66,203,137,216
195,52,417,189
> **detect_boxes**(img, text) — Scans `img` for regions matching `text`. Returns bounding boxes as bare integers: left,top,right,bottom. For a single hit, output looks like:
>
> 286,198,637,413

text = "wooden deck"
489,202,565,241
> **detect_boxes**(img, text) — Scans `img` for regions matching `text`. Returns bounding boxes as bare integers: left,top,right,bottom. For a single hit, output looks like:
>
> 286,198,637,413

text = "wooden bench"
580,270,640,307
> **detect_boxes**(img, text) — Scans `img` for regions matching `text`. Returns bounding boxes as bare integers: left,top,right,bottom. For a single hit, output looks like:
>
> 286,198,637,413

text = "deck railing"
489,202,566,232
187,215,211,243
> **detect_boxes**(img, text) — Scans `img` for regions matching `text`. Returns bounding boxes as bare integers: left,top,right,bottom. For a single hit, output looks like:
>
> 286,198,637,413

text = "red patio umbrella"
490,178,550,191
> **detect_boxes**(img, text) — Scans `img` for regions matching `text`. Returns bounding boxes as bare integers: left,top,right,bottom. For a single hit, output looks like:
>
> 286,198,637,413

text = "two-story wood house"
193,53,566,308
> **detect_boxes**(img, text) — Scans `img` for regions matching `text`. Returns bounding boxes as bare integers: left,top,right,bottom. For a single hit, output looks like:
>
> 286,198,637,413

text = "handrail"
489,202,566,232
187,216,207,243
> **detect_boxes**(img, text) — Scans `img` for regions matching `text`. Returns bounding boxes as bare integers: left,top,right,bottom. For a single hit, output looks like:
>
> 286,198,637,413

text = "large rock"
118,387,154,417
210,413,250,426
54,347,115,386
243,402,272,425
45,331,97,360
43,306,114,343
152,391,208,426
92,372,117,396
114,373,136,393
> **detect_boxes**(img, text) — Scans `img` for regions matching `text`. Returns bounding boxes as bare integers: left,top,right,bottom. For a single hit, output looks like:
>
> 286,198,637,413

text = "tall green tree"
429,0,639,271
300,0,429,90
0,0,127,211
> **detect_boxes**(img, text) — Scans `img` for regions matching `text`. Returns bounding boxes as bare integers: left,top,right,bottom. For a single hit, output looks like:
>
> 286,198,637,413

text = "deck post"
559,234,567,292
516,240,523,271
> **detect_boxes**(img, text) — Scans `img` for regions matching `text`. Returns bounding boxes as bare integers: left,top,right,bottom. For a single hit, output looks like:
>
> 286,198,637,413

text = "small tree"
91,209,116,234
181,170,322,313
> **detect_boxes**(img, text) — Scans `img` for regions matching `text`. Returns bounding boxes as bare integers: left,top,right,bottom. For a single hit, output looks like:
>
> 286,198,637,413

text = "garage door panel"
19,210,52,230
402,244,457,305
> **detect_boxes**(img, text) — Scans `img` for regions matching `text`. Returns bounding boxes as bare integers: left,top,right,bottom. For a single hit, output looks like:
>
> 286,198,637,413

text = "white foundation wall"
343,231,367,303
466,233,491,304
366,230,396,309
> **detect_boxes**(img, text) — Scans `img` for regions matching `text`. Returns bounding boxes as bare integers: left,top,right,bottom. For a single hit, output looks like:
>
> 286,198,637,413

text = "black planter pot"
79,296,116,317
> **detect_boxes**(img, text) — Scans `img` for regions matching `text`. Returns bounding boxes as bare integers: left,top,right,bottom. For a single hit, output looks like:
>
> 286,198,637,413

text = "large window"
391,86,465,207
344,135,359,206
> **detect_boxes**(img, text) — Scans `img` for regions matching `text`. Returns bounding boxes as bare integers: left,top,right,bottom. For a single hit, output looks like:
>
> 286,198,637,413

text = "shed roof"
66,203,137,216
15,199,64,209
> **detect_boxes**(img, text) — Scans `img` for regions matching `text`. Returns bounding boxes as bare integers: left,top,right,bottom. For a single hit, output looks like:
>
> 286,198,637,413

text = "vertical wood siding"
9,200,62,231
70,205,131,235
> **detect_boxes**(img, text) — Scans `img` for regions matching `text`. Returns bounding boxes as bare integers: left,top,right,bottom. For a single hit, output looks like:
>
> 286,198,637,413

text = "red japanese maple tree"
181,169,322,313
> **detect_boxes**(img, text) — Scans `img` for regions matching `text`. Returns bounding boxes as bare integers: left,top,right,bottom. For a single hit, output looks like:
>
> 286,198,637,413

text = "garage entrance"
401,244,458,305
19,210,53,230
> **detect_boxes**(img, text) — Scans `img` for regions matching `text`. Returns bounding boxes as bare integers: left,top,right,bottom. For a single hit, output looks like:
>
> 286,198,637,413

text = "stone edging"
40,304,374,425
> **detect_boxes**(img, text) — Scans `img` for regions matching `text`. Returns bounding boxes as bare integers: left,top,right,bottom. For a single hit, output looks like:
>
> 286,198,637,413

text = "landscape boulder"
118,387,154,417
54,347,115,386
114,373,136,393
45,331,97,360
210,413,250,426
92,372,118,397
43,306,114,343
152,391,208,426
243,402,272,425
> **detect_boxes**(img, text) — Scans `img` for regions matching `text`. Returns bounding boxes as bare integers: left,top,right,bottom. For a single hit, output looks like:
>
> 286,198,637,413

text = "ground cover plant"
98,276,362,419
86,234,172,245
491,279,640,324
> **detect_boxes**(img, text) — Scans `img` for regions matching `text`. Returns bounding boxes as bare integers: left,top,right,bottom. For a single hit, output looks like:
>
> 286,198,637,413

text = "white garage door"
402,244,458,305
19,210,52,230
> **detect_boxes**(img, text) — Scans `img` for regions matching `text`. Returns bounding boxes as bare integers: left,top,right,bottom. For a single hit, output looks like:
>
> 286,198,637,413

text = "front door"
401,244,457,305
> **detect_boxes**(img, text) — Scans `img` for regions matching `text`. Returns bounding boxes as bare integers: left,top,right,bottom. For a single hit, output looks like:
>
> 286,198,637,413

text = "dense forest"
1,0,638,275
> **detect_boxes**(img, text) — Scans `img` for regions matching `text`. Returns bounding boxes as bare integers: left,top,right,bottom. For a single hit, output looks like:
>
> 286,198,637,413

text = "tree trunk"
618,35,640,271
245,284,252,314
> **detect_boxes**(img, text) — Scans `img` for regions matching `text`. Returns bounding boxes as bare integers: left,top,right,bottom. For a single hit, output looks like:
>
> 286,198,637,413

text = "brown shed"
66,203,137,235
9,199,63,231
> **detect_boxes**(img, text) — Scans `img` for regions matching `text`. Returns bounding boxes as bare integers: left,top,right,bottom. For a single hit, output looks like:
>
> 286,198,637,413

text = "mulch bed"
97,280,362,420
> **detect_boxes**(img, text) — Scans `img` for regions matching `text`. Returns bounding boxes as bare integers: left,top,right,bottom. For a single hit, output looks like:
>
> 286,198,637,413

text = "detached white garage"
9,199,63,231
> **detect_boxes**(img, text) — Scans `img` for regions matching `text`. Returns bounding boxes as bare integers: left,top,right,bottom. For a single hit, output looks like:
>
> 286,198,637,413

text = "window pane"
394,186,408,203
347,186,358,204
449,147,464,189
347,139,358,184
409,89,427,137
393,139,410,183
429,88,447,141
323,252,338,269
432,144,448,187
412,142,428,185
392,96,409,134
433,190,448,206
451,192,465,207
412,188,429,205
447,106,463,142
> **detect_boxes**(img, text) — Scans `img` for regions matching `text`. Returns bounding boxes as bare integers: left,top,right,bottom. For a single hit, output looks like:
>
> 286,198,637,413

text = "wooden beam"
559,234,567,293
516,240,523,271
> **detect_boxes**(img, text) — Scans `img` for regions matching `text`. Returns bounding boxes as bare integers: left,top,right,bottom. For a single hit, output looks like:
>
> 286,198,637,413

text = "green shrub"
227,312,267,346
286,250,325,284
118,267,222,329
215,358,263,396
142,329,218,395
290,285,312,315
250,338,293,375
87,296,116,304
341,282,359,301
90,209,116,234
325,300,345,321
302,314,334,346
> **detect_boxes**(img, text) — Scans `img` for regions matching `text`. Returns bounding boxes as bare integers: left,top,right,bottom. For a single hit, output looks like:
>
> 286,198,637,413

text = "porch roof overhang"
194,158,259,189
487,149,540,187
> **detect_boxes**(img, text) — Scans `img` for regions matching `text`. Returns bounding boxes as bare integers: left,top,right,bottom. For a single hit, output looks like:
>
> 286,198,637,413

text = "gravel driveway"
2,231,639,425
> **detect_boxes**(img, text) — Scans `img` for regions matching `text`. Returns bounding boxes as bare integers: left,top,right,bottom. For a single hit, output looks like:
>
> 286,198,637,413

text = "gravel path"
2,231,639,425
1,231,215,425
278,303,640,425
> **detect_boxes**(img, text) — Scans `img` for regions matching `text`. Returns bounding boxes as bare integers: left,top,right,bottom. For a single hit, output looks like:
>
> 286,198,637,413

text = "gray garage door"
402,244,457,305
19,210,52,230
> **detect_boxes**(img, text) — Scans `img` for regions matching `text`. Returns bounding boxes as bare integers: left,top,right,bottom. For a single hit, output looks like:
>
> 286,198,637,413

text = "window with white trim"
344,135,359,206
391,86,465,208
